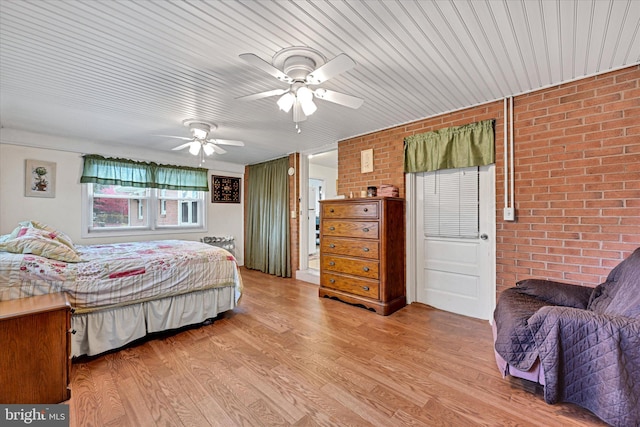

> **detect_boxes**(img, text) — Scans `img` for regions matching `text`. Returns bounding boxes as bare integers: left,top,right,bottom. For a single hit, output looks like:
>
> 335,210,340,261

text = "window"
86,184,205,234
422,166,479,238
81,155,209,237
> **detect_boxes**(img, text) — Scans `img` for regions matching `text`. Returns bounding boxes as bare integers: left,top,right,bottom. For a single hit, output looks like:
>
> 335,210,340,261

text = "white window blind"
422,166,479,238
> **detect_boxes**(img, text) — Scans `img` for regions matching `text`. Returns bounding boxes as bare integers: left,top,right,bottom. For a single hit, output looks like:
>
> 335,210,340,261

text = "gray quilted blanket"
494,248,640,427
493,279,593,371
528,306,640,427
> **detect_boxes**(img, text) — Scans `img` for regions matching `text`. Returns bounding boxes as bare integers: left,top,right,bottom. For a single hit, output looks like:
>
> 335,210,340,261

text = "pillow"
0,227,82,262
515,278,593,309
18,220,76,249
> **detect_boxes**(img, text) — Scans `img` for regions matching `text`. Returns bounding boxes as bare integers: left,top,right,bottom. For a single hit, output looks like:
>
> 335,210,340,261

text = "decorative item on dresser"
319,197,405,315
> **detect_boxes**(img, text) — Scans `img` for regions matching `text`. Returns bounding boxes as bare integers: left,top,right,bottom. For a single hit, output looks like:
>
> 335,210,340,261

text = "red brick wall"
501,65,640,293
289,153,300,274
338,65,640,295
338,128,408,198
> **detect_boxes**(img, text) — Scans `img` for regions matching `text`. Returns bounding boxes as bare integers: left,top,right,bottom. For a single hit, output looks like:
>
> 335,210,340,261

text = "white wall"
0,129,245,265
309,163,337,200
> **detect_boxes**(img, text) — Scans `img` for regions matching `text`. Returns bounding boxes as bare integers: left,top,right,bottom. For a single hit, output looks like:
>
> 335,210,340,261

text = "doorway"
409,165,496,320
307,150,338,270
308,178,323,270
296,149,338,283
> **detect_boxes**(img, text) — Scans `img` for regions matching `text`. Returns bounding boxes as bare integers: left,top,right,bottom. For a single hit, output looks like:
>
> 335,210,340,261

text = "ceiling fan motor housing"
183,120,216,139
283,56,316,81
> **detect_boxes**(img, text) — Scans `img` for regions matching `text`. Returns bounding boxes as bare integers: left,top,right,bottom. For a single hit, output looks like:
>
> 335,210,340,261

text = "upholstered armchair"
493,247,640,427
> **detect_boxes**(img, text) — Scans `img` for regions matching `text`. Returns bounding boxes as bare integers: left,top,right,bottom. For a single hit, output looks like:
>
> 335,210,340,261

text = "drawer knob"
363,267,370,272
363,286,370,291
329,261,335,266
330,208,334,213
363,247,369,252
329,226,335,231
330,279,335,284
363,208,368,212
363,227,369,232
329,243,335,248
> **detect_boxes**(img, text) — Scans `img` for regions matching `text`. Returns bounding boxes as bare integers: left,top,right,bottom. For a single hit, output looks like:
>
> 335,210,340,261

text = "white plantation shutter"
422,167,479,238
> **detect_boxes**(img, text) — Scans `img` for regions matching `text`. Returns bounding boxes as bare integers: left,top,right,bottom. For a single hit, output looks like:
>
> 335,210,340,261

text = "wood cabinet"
0,293,71,404
319,197,405,315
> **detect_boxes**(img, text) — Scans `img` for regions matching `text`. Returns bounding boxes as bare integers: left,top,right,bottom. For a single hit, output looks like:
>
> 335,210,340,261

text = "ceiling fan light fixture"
277,92,295,112
189,141,201,155
296,86,313,103
203,143,215,156
301,99,317,116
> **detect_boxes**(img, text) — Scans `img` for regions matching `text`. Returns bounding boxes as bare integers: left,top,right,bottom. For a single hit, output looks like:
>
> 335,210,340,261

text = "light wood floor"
68,268,607,427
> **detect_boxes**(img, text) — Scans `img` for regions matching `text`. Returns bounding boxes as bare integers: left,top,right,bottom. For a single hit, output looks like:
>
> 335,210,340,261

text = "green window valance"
404,119,495,173
80,155,209,191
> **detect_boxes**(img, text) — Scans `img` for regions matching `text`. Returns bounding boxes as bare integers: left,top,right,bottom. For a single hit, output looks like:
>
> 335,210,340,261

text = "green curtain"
404,120,495,173
80,154,209,191
245,157,291,278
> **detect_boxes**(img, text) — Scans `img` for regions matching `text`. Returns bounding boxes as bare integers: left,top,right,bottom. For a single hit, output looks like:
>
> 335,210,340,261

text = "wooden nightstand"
0,293,71,403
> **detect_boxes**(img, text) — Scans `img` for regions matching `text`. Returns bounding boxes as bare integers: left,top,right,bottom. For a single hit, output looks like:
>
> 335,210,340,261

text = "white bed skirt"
71,285,236,357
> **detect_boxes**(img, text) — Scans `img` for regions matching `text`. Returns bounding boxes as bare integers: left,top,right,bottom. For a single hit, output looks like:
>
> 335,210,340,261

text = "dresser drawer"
321,272,379,299
322,220,379,239
321,237,379,259
322,202,378,219
322,255,379,279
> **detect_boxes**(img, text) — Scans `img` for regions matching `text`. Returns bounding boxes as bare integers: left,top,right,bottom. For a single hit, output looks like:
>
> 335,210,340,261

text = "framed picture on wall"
361,148,374,173
212,175,241,203
25,159,56,198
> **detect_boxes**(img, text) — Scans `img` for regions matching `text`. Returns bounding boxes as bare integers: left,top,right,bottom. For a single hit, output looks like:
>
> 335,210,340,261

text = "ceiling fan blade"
314,89,364,109
208,143,227,155
239,53,292,84
157,135,193,141
211,139,245,147
306,53,356,85
236,88,289,101
172,142,193,151
292,100,307,123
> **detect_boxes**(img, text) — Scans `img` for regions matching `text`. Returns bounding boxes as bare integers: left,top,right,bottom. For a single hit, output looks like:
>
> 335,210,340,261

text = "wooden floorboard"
68,267,608,427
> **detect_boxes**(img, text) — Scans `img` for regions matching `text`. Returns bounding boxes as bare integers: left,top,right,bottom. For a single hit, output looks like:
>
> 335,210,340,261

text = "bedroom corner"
0,131,246,266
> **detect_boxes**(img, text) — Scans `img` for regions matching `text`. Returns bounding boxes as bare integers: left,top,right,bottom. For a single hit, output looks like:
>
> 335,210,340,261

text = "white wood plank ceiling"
1,0,638,165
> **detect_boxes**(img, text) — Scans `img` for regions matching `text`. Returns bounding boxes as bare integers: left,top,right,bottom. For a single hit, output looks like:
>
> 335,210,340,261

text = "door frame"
295,144,338,284
405,166,497,319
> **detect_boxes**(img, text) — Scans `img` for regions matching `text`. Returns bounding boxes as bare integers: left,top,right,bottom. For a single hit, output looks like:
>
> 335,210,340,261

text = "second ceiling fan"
162,120,244,157
237,47,364,128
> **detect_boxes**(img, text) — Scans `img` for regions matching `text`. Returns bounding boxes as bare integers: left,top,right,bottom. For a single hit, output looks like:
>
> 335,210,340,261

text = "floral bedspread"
0,240,242,311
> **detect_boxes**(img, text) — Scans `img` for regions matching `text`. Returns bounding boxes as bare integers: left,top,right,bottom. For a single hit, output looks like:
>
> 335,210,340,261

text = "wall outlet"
291,210,296,219
503,207,515,221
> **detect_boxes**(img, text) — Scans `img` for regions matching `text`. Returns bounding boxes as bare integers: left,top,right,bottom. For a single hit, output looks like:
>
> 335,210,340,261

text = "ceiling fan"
160,120,244,157
237,46,364,130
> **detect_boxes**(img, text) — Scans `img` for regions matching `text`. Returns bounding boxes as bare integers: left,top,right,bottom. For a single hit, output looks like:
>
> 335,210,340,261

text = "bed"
0,222,243,357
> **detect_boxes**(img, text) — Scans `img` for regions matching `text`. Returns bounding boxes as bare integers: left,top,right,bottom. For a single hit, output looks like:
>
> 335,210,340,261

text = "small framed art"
25,159,56,198
212,175,241,203
361,148,374,173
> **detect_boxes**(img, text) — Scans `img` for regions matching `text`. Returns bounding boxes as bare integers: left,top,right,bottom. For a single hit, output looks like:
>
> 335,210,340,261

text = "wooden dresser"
319,197,405,315
0,293,71,403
